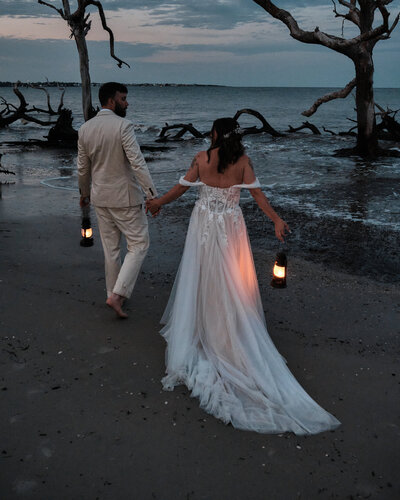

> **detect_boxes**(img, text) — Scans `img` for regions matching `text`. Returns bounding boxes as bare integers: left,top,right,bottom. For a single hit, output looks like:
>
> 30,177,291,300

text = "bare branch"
30,84,56,114
69,0,87,20
61,0,71,17
13,82,28,110
302,78,356,117
0,97,18,114
374,102,386,113
58,88,66,113
332,0,361,28
20,114,57,126
37,0,66,19
287,121,321,135
233,108,283,137
338,0,359,14
252,1,351,54
87,1,130,68
323,126,337,135
253,1,394,55
157,123,205,142
377,10,400,40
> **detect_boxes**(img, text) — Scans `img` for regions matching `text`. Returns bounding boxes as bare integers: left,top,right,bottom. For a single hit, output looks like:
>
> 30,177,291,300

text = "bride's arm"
244,158,290,242
146,153,200,215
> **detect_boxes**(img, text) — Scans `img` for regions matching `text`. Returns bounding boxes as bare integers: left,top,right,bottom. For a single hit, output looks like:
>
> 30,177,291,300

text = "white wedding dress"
160,176,340,435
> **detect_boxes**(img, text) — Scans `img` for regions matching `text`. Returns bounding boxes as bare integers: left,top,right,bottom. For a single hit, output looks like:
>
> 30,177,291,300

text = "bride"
146,118,340,435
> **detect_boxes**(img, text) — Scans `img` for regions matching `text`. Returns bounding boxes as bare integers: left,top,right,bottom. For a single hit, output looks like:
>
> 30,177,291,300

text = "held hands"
145,198,162,217
274,218,290,242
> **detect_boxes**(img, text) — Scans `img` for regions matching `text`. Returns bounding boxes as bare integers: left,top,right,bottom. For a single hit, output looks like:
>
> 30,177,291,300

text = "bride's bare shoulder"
238,153,251,164
197,150,209,159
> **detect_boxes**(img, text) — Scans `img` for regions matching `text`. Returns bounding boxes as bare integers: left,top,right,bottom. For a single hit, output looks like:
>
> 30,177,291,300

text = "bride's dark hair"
207,117,244,173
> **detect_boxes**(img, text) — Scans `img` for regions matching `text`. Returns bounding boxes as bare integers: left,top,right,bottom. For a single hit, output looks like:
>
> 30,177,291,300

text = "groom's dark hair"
99,82,128,106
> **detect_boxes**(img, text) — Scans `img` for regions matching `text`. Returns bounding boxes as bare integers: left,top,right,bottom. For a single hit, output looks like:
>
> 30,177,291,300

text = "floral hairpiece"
223,126,243,139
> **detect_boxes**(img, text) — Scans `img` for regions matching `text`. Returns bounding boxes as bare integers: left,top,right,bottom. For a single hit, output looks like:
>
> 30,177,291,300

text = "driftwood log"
0,82,67,129
46,109,78,144
233,108,284,137
375,104,400,141
287,121,321,135
156,108,284,142
30,84,65,116
157,123,206,142
0,83,58,128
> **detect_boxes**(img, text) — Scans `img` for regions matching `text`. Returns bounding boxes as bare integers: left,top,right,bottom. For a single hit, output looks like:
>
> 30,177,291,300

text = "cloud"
0,1,348,30
0,1,398,87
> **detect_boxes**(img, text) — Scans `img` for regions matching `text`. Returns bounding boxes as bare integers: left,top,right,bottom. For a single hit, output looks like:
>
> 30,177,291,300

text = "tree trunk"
74,26,95,122
353,50,378,156
352,2,379,157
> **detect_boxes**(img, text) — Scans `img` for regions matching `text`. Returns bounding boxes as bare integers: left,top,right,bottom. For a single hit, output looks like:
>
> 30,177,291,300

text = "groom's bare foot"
106,293,128,318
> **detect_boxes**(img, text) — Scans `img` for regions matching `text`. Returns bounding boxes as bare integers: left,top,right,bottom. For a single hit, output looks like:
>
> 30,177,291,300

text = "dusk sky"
0,0,399,87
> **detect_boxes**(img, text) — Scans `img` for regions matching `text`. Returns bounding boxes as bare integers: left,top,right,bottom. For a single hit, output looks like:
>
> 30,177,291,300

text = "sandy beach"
0,181,399,500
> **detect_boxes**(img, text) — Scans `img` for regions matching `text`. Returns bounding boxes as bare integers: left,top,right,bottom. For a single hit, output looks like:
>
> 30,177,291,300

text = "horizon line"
0,81,398,90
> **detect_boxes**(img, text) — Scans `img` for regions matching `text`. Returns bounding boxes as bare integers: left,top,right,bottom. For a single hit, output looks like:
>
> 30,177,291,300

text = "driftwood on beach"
233,109,284,137
1,86,399,154
287,121,321,135
0,83,59,129
156,108,284,142
46,109,78,144
0,82,68,129
155,105,400,148
157,123,207,142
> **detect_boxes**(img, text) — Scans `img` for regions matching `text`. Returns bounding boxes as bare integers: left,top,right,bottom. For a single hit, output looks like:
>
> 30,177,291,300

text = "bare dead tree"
233,108,284,137
38,0,130,121
253,1,400,158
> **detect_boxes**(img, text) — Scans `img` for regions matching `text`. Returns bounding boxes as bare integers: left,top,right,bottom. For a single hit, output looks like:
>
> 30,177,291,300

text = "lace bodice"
178,176,261,215
178,177,261,247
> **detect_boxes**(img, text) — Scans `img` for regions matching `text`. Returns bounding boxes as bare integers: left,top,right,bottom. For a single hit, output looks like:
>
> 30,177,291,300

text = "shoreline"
1,182,399,499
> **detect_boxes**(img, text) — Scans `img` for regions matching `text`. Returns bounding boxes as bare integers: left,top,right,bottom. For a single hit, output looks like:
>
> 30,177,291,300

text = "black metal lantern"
271,251,287,288
80,201,93,247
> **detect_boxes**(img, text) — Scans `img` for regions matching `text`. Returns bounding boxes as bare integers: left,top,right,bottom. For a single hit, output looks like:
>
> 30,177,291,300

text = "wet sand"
0,182,399,500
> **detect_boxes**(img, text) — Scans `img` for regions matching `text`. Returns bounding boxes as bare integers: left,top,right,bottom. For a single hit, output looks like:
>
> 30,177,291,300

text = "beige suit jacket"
77,109,157,208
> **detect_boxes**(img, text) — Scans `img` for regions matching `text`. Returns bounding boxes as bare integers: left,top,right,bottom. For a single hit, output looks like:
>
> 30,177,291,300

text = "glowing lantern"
271,252,287,288
80,201,94,247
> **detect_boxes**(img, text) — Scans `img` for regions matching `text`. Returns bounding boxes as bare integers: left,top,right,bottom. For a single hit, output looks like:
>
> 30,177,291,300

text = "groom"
78,82,158,318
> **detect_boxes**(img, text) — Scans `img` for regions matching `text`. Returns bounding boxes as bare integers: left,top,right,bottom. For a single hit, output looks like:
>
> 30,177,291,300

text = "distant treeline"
0,82,222,88
0,81,81,88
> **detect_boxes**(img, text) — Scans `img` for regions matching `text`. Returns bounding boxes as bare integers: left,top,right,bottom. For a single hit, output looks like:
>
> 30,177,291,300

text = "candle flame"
81,228,93,238
273,263,286,279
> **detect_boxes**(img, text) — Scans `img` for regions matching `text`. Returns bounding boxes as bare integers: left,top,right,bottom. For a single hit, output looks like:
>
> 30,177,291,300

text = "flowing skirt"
160,204,340,435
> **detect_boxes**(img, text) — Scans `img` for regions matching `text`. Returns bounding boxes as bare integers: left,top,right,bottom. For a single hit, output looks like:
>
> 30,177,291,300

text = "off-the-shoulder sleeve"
233,178,261,189
178,176,204,187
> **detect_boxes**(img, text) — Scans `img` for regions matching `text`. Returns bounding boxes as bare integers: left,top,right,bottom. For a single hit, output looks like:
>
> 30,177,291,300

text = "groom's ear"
106,96,115,109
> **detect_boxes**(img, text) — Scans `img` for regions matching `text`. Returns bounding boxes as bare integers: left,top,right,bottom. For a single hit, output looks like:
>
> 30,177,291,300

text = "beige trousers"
95,205,149,299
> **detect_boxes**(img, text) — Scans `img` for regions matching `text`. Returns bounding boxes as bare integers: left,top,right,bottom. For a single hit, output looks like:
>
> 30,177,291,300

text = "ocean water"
1,85,399,235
